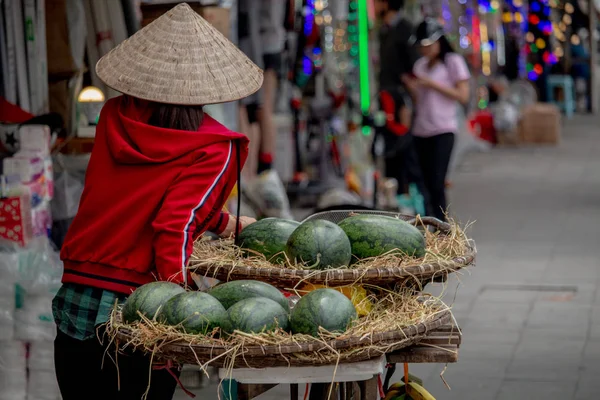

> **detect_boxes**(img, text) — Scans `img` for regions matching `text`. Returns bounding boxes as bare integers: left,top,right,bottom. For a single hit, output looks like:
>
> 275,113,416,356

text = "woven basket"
114,306,452,368
189,212,476,287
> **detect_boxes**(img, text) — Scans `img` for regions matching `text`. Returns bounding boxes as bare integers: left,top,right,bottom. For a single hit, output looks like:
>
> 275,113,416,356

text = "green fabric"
52,283,127,341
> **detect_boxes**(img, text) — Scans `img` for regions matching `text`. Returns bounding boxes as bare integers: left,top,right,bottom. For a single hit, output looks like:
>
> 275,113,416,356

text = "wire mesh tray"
189,211,476,287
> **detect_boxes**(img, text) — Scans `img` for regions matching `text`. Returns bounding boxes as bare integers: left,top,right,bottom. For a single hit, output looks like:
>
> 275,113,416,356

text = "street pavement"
175,115,600,399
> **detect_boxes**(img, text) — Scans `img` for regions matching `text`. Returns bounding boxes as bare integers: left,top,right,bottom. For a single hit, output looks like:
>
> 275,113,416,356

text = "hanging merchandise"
524,0,560,81
11,0,31,112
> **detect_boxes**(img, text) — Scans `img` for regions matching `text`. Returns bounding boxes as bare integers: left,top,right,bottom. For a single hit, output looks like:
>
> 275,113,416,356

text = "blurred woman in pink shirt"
402,19,470,220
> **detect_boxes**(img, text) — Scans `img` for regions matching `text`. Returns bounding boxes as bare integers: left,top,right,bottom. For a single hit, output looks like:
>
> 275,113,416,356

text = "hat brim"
409,31,444,47
95,3,264,106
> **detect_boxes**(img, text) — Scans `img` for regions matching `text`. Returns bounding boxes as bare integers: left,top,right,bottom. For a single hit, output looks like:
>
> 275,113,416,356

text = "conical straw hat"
96,3,263,105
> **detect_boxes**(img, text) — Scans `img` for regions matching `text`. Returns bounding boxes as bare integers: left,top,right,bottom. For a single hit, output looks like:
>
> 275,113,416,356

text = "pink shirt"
412,53,470,137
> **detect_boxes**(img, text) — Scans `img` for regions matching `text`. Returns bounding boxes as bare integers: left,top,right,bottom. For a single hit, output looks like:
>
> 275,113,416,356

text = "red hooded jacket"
60,96,248,294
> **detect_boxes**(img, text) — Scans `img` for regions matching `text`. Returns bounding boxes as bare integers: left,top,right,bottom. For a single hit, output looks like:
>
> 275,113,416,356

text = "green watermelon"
157,292,227,335
285,220,352,269
226,297,290,334
122,282,185,323
238,218,300,263
208,280,289,311
338,215,426,260
290,288,357,337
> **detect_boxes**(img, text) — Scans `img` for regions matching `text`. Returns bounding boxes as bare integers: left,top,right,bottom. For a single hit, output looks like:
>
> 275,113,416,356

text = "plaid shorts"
52,283,127,341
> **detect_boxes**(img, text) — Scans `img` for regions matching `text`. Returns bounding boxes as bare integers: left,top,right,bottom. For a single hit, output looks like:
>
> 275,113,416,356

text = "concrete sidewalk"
175,115,600,399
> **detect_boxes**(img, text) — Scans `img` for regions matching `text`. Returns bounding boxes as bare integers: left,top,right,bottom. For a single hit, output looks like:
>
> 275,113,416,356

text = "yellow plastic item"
223,184,238,213
345,169,362,195
296,283,373,316
405,382,436,400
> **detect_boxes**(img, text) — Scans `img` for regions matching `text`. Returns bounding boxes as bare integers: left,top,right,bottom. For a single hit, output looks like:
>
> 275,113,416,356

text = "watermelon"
290,288,357,337
238,218,300,263
208,280,289,311
285,220,352,269
338,215,426,260
157,292,227,335
226,297,289,334
122,282,185,323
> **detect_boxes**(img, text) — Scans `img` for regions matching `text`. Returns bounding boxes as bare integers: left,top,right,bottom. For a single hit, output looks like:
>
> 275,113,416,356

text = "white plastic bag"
51,153,89,221
27,370,61,400
0,252,18,340
15,237,63,296
244,170,293,220
15,295,56,342
28,341,55,372
0,341,27,400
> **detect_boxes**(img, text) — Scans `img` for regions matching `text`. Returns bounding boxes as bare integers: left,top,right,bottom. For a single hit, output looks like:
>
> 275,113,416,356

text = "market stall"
109,210,476,399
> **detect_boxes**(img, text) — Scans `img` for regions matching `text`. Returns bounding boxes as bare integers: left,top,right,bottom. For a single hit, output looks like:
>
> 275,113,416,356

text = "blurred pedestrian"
374,0,427,209
238,0,293,219
402,19,470,220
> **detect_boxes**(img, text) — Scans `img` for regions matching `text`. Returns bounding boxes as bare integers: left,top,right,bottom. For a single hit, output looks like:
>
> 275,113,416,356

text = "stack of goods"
111,211,475,372
0,341,28,400
1,125,54,247
191,213,474,287
0,239,62,400
28,342,61,400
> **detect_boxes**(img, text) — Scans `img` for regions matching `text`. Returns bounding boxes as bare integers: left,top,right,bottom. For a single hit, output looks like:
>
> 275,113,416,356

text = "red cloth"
60,96,248,294
468,111,496,144
380,91,409,136
0,97,34,123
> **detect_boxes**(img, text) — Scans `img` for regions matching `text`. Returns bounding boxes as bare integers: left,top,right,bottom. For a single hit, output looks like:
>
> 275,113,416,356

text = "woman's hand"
401,74,421,93
219,215,256,238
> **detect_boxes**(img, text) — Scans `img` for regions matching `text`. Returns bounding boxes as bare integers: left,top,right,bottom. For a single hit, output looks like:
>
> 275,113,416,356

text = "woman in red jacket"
52,4,263,399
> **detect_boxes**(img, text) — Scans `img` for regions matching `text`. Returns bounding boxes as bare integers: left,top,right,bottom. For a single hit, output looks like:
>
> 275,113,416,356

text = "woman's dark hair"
436,35,456,64
385,0,405,11
148,103,204,131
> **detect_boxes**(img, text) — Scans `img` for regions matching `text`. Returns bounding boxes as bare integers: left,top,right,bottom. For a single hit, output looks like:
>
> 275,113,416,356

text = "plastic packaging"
15,295,56,342
28,341,55,372
27,370,60,400
0,252,19,340
28,340,60,400
15,237,63,296
51,153,89,221
0,341,27,400
244,170,293,220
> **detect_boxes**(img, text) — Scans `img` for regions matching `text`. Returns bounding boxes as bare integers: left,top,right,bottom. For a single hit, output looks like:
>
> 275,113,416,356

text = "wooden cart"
219,323,461,400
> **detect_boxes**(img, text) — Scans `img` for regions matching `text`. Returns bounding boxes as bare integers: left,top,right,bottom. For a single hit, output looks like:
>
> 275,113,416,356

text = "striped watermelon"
208,280,289,311
157,292,227,335
122,282,185,323
285,220,352,269
290,288,357,337
238,218,300,263
338,215,426,260
226,297,290,334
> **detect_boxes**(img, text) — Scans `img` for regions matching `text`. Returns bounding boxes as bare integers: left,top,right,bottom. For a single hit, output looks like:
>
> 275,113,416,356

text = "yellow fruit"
383,390,401,400
405,382,436,400
388,382,405,391
296,284,372,316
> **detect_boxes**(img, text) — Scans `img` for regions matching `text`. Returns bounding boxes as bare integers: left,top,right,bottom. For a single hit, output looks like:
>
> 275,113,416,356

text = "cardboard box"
140,3,230,39
518,103,561,145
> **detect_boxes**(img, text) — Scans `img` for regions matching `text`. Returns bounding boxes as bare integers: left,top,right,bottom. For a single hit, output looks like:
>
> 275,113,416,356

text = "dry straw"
105,289,452,372
96,3,263,105
188,216,475,287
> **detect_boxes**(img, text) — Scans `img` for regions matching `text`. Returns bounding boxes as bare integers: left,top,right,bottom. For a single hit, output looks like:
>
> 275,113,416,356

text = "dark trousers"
414,133,455,221
54,328,179,400
384,137,427,196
